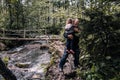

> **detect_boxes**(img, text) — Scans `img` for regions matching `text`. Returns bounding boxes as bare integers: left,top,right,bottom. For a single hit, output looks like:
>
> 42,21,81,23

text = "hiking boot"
59,68,63,72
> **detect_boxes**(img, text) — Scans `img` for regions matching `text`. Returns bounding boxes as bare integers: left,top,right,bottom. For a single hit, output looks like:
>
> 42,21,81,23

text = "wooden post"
45,29,47,35
45,29,49,43
23,29,26,38
2,28,5,37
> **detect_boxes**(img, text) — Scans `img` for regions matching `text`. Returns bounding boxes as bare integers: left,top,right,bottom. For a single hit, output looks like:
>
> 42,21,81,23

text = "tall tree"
5,0,24,29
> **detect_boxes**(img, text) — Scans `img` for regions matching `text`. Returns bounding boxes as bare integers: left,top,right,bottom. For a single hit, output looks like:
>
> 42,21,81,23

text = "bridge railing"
0,29,47,38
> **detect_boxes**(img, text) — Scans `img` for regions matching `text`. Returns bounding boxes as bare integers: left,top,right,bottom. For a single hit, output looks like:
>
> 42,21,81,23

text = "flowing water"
0,40,51,80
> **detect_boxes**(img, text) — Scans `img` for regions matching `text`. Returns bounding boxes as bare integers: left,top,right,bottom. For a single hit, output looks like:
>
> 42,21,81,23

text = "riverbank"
45,41,82,80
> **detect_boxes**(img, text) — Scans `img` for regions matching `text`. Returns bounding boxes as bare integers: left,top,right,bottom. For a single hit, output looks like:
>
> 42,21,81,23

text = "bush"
79,2,120,80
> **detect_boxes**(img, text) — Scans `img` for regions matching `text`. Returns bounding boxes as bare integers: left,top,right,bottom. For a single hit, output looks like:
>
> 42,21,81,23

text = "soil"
46,41,82,80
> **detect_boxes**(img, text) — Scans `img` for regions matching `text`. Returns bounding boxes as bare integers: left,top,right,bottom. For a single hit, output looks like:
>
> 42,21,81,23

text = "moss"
2,56,9,65
48,47,54,54
15,62,30,68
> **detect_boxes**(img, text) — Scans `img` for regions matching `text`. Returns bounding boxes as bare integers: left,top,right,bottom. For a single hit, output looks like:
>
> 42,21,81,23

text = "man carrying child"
59,18,80,72
64,18,75,54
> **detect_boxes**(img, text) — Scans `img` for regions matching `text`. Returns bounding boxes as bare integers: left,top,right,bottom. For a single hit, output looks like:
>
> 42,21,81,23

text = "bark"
0,58,17,80
6,0,13,29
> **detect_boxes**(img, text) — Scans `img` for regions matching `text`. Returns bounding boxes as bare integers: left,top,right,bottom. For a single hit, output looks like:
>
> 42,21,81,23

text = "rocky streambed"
0,40,81,80
0,40,51,80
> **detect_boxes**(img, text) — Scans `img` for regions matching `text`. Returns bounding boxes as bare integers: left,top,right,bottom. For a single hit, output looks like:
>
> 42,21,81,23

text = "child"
64,18,75,54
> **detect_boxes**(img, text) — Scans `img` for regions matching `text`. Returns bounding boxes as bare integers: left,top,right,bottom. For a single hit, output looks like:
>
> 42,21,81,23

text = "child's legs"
70,40,73,49
69,38,75,53
66,39,71,50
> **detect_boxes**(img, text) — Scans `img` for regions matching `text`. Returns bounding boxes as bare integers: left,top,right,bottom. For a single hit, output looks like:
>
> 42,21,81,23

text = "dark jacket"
64,29,80,49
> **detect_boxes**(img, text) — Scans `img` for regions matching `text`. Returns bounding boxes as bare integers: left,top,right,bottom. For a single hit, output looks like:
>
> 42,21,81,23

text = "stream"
0,40,51,80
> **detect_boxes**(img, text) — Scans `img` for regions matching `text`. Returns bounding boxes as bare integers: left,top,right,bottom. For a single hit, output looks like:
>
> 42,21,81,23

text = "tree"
5,0,25,29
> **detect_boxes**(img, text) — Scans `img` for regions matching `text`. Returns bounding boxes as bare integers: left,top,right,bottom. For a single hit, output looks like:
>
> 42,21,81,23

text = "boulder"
15,62,31,68
0,42,6,50
40,45,49,50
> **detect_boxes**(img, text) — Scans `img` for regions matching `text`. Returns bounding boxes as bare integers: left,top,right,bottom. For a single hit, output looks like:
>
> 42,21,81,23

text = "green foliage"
79,1,120,80
0,0,120,79
5,0,25,29
46,24,62,34
0,0,82,34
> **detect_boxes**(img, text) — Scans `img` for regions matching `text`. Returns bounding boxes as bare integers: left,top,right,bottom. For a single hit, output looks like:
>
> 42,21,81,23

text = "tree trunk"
0,58,17,80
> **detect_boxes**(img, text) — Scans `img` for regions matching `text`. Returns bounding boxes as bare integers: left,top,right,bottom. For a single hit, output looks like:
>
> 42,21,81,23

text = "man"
59,18,80,71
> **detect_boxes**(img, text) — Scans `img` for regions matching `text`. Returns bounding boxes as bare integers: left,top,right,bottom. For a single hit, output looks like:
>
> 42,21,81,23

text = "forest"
0,0,120,80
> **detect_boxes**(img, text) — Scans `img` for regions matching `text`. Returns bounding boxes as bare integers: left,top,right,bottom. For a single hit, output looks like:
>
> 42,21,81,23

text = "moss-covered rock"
2,56,10,65
0,42,6,51
15,62,31,68
40,45,49,50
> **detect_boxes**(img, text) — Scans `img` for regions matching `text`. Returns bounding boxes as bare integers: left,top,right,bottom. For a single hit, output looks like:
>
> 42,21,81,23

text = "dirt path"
46,41,81,80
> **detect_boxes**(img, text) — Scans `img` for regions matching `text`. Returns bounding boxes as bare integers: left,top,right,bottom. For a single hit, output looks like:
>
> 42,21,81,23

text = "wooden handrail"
0,29,47,38
3,29,46,32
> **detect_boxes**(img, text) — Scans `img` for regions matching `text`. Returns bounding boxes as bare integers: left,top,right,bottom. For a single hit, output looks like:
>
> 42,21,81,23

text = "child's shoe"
66,49,70,53
70,49,75,54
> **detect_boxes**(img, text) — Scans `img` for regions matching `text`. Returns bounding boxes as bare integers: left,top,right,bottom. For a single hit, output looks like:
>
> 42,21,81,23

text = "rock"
15,47,25,52
0,75,4,80
40,45,49,50
15,62,31,68
0,40,52,80
49,41,64,57
2,56,10,65
31,41,42,45
48,47,54,54
0,42,6,50
7,47,26,54
32,74,41,79
7,51,17,54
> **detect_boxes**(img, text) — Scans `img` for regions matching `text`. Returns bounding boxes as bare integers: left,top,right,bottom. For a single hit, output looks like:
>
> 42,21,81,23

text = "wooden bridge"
0,29,61,41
